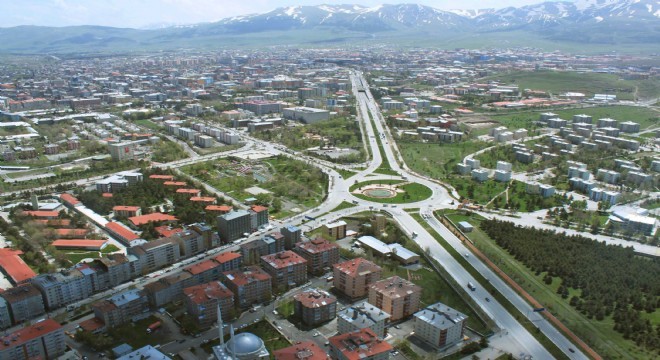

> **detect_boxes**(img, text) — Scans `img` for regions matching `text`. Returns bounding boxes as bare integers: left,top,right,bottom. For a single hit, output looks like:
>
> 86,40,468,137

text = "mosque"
212,304,269,360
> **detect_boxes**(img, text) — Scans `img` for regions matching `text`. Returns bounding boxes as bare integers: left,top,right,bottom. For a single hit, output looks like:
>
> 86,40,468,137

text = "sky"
1,0,571,28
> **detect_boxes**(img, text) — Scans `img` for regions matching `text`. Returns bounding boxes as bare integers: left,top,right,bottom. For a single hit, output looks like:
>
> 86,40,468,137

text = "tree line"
480,219,659,352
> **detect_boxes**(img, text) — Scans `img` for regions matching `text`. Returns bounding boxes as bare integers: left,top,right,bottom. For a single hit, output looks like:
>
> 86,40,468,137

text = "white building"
413,302,467,349
337,301,390,339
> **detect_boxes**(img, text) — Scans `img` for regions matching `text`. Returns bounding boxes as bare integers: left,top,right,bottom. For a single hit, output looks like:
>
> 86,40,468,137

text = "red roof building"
0,248,37,285
78,317,106,333
274,341,330,360
221,266,271,309
294,289,337,326
260,251,307,290
154,226,183,238
175,188,201,196
105,222,140,244
34,219,71,227
333,258,382,299
128,213,178,227
328,328,392,360
205,205,232,214
189,196,216,203
55,228,89,238
0,318,66,358
295,238,340,275
52,239,108,251
183,281,234,328
163,181,187,187
149,174,175,181
112,205,142,218
21,210,59,219
102,193,114,198
59,193,81,207
250,205,268,213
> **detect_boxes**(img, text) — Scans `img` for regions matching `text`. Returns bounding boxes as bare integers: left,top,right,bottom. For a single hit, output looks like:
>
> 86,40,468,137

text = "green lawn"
448,212,656,360
134,119,162,131
65,251,100,264
398,140,488,180
335,168,357,179
447,178,508,205
482,70,660,101
329,201,357,213
350,179,432,204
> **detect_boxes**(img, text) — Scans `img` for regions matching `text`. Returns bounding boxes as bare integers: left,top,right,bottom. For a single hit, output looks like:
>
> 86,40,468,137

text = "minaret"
217,302,224,346
229,324,236,360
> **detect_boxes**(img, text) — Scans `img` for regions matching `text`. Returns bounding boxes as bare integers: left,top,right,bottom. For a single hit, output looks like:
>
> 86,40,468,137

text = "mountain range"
0,0,658,54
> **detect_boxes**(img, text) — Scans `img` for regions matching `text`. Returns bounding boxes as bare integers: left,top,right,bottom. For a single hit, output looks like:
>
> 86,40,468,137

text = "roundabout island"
350,179,432,204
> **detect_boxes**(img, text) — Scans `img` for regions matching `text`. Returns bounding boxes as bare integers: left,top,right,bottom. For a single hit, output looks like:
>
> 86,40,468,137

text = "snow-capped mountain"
0,0,658,53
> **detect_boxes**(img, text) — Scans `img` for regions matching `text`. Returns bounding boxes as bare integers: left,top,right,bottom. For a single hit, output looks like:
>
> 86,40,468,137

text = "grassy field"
448,212,656,360
482,70,660,101
350,179,432,204
447,178,508,205
335,168,357,179
134,119,162,131
398,141,488,180
329,201,357,213
490,105,659,131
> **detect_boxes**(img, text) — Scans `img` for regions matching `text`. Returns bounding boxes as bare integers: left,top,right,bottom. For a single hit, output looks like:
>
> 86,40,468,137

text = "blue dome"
227,332,265,356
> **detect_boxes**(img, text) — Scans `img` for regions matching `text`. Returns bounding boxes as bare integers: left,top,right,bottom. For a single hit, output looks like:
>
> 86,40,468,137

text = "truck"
467,282,476,291
146,321,162,333
304,215,316,221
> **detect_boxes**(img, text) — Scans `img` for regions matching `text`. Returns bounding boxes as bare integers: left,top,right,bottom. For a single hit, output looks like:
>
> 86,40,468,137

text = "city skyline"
2,0,572,29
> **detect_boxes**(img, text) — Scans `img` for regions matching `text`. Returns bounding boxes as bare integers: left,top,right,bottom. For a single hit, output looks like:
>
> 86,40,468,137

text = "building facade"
333,258,382,299
368,276,421,321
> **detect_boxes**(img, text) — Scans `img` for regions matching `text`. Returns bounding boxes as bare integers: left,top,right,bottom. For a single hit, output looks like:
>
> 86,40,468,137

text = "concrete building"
92,289,149,329
328,328,392,360
572,114,592,124
222,266,272,309
108,142,138,161
465,158,480,170
273,342,329,360
0,319,65,359
596,169,621,185
281,225,302,250
619,121,640,133
368,276,421,321
321,221,347,240
184,281,235,329
249,205,269,230
283,107,330,124
32,269,92,310
370,214,387,236
493,170,511,183
293,289,337,326
128,237,181,274
118,345,171,360
496,161,512,172
218,210,252,242
333,258,382,299
611,210,656,235
260,251,307,290
471,169,489,182
337,301,390,339
413,302,467,349
294,238,340,275
597,118,618,128
0,284,46,326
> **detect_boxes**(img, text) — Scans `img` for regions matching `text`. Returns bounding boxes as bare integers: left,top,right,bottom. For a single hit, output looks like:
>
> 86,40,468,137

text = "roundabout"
350,179,432,204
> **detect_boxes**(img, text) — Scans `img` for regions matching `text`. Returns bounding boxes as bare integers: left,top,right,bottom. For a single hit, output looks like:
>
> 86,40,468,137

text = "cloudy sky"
2,0,571,28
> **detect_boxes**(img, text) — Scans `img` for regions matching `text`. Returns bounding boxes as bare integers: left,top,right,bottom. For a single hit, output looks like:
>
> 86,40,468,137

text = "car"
202,339,210,344
272,310,278,315
194,333,201,338
393,325,401,329
253,319,259,323
313,332,320,337
277,326,283,330
82,357,88,360
324,341,330,346
485,297,490,302
178,339,185,343
569,348,575,353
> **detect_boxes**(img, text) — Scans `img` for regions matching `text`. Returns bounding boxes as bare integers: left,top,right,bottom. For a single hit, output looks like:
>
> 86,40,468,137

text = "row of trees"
480,219,659,352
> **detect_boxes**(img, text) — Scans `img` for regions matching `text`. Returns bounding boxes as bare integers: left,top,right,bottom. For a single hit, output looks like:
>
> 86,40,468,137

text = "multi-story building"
282,107,330,124
0,319,66,359
32,269,93,310
250,205,269,230
0,298,9,330
281,225,302,250
260,251,307,290
222,266,272,309
112,206,142,218
321,221,347,240
213,251,243,272
413,302,467,349
0,284,46,326
92,289,149,329
337,301,390,339
294,238,340,275
328,328,392,360
143,272,196,307
217,210,252,242
273,341,329,360
333,258,382,299
368,276,421,321
128,237,181,274
183,281,235,329
293,289,337,326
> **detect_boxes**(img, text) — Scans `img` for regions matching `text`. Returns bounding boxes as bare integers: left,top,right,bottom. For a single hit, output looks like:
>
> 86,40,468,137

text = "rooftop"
296,238,339,254
333,258,381,277
370,276,421,299
273,341,329,360
184,259,220,275
261,250,307,269
414,302,468,330
214,251,242,264
0,319,62,350
105,222,140,241
338,301,390,325
0,248,37,284
183,281,233,304
52,239,108,250
294,289,336,309
328,328,392,360
128,213,178,226
223,266,271,287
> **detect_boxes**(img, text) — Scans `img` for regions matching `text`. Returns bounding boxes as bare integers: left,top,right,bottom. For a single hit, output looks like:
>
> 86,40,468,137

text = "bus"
467,282,476,291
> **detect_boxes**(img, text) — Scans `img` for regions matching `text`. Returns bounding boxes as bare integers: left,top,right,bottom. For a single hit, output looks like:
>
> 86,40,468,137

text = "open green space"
482,70,660,101
75,315,163,351
459,215,659,359
350,179,432,204
64,251,100,265
416,212,569,360
446,178,507,205
489,105,659,131
398,141,488,180
133,119,162,131
329,201,357,213
151,139,189,163
335,167,356,179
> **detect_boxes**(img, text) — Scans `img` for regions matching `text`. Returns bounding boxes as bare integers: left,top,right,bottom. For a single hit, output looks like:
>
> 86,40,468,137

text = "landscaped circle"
350,179,432,204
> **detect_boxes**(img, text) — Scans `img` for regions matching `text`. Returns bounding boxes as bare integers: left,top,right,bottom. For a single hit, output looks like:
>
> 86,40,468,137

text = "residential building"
368,276,421,321
281,226,302,250
283,107,330,124
493,170,511,182
128,237,181,274
337,301,390,339
333,258,382,299
260,251,307,290
217,210,252,242
322,221,347,240
222,266,272,309
213,252,243,273
32,269,92,309
249,205,269,230
113,206,142,218
370,214,387,236
413,302,467,349
0,284,46,326
143,272,195,307
0,298,9,330
328,328,392,360
273,342,329,360
117,345,171,360
183,281,235,329
294,238,340,275
92,289,149,329
471,169,489,182
293,289,337,326
0,319,65,359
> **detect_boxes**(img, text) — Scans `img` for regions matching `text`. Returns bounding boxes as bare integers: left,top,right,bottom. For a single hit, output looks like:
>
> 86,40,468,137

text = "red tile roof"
113,205,141,212
296,238,339,254
154,226,183,238
78,317,105,332
22,210,59,218
55,228,88,237
261,250,307,269
205,205,232,213
214,252,241,264
333,258,381,278
183,281,233,304
294,289,336,309
52,239,108,250
328,328,392,360
102,193,114,198
0,248,36,284
128,213,178,226
184,259,220,275
149,174,175,181
189,196,216,202
105,222,140,242
163,181,187,187
59,193,80,206
251,205,268,213
274,341,330,360
175,188,200,194
223,266,271,287
0,319,63,351
34,219,71,227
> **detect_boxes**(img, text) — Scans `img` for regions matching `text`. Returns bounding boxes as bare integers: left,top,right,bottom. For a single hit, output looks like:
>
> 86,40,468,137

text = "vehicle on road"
467,282,476,291
146,321,162,333
485,297,490,302
569,348,575,353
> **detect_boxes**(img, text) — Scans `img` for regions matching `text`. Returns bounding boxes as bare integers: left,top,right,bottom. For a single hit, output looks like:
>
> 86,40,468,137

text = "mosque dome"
226,332,266,358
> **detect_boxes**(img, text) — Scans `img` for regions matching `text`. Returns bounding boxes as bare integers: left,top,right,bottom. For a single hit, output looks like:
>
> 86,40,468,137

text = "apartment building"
280,225,302,250
0,284,46,326
183,281,235,329
294,238,340,275
143,272,196,307
337,301,390,339
32,269,93,310
92,289,149,329
217,210,252,242
293,289,337,326
222,266,272,309
321,221,347,240
260,251,308,290
333,258,382,299
368,276,422,321
128,237,181,274
328,328,392,360
413,302,467,349
273,341,329,360
0,319,66,359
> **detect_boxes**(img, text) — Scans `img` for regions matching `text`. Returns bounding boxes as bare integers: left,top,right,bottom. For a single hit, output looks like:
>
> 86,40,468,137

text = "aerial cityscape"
0,1,658,360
